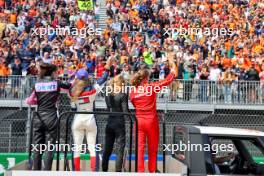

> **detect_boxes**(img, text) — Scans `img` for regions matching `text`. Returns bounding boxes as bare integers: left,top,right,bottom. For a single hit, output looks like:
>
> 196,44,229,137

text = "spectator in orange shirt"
64,36,75,46
76,18,85,30
222,55,232,70
0,60,10,98
10,12,17,24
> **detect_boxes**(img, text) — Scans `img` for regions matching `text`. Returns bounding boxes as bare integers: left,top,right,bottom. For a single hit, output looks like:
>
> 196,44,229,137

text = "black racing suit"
102,93,129,172
32,77,71,170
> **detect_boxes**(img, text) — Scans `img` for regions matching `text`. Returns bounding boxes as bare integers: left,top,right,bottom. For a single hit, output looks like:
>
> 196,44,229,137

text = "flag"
78,0,94,10
143,51,153,65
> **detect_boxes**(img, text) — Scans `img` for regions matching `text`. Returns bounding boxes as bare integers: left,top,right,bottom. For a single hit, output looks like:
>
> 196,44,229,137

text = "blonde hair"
130,69,150,87
71,79,90,102
108,74,126,95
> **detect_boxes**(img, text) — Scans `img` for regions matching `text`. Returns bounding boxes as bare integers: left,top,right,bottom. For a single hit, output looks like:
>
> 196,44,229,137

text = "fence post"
19,76,24,110
26,106,32,151
162,113,166,173
165,87,168,113
8,123,12,153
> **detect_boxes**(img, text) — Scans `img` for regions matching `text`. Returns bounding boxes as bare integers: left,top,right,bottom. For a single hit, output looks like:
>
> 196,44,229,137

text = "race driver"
129,55,177,172
26,63,72,170
70,58,112,171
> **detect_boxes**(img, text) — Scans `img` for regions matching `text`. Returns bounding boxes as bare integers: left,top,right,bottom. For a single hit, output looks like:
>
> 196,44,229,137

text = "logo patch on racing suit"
76,89,97,111
79,97,90,104
35,82,58,92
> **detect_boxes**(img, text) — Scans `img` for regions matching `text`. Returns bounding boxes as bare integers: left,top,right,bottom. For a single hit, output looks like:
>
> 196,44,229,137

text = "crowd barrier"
0,76,263,106
55,111,138,172
26,111,138,172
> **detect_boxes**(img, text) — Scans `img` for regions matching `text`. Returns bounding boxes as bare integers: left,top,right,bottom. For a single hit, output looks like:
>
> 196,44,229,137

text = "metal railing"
0,76,264,106
0,76,27,100
27,111,139,172
166,80,264,105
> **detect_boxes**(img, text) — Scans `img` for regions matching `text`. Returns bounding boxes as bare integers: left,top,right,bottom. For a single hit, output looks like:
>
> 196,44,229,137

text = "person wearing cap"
69,57,112,171
25,63,72,170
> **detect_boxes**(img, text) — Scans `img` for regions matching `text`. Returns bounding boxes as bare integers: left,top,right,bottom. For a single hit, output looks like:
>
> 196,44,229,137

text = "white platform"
5,171,180,176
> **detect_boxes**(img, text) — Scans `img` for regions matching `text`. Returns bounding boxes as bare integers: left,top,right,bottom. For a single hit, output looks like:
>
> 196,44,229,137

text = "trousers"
72,114,97,171
102,123,126,172
33,111,58,170
137,117,159,172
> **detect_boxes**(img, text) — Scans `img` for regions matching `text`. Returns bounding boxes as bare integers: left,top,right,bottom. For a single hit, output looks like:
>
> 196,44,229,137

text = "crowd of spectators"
0,0,263,102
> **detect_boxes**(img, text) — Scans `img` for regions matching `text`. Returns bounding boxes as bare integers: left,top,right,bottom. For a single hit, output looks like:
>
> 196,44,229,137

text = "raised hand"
105,57,114,70
167,52,177,74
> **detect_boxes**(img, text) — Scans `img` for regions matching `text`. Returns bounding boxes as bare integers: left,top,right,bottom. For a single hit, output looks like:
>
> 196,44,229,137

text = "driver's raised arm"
149,54,177,88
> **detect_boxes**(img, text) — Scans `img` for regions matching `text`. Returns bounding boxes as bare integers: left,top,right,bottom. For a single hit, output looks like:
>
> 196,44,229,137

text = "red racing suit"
129,72,175,172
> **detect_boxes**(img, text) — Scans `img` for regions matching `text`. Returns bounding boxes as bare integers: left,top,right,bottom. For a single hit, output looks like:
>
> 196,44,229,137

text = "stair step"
97,0,107,30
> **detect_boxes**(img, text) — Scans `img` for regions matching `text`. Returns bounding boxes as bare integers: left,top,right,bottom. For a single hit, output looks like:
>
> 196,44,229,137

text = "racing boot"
90,156,96,171
74,157,81,171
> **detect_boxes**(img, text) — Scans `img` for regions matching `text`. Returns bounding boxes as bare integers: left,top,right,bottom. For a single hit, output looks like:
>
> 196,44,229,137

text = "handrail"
27,111,139,172
56,111,138,172
2,76,264,106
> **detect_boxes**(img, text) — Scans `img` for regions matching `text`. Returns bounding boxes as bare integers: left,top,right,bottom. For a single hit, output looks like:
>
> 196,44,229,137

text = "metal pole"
19,76,23,110
26,106,32,151
8,123,12,153
64,116,70,171
165,84,169,113
28,111,35,170
162,113,166,173
56,116,61,171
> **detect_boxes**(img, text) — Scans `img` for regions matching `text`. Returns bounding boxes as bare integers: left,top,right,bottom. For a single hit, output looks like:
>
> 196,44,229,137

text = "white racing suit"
71,71,109,171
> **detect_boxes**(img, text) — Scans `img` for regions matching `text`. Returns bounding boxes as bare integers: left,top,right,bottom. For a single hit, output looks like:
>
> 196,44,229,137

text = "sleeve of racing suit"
149,71,176,88
26,90,37,105
94,70,109,92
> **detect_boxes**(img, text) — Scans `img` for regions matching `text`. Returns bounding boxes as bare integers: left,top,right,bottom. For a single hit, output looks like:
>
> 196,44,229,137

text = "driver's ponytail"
130,69,149,87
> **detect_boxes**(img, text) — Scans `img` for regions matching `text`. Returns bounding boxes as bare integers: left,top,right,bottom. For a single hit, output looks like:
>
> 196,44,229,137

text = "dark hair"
39,63,57,79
